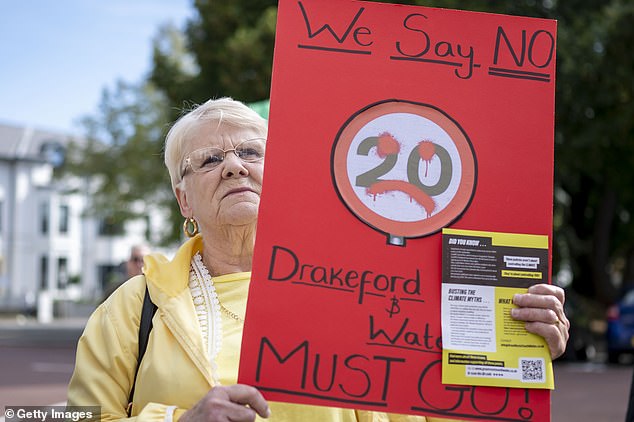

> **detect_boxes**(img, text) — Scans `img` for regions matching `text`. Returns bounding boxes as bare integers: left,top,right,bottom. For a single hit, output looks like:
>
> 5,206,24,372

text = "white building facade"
0,123,156,316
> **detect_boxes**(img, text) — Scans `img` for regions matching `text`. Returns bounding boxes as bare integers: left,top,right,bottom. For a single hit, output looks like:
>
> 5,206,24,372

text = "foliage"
549,0,634,304
59,80,180,243
63,0,634,305
151,0,277,122
149,24,201,118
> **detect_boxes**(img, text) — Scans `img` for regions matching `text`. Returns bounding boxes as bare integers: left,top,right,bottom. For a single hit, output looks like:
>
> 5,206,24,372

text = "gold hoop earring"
183,217,199,238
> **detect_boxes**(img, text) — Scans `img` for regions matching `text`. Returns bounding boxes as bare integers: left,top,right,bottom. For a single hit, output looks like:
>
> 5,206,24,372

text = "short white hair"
164,97,267,192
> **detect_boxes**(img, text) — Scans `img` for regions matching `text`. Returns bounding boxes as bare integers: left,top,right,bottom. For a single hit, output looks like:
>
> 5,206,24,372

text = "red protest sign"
239,1,556,420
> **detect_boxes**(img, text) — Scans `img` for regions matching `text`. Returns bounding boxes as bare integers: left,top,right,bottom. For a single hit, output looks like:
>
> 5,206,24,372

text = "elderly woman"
67,98,569,422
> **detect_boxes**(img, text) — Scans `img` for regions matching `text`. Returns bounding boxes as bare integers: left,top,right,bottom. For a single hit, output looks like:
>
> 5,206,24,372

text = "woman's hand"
180,384,270,422
511,283,570,359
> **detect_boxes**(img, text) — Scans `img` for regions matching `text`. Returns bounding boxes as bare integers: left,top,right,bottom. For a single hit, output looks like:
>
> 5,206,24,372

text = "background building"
0,122,156,317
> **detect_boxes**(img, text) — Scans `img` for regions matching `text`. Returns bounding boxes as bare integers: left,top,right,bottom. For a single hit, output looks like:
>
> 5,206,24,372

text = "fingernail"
513,294,521,304
511,308,519,318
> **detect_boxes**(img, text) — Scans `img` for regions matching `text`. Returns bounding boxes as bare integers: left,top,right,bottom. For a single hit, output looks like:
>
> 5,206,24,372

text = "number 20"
354,136,453,196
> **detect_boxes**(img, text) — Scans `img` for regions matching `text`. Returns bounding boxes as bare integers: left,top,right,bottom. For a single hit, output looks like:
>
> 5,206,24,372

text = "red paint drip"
366,188,378,203
418,141,436,178
377,132,400,158
368,180,436,217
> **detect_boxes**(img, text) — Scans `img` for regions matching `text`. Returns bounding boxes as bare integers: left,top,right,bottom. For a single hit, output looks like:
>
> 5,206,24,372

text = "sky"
0,0,193,135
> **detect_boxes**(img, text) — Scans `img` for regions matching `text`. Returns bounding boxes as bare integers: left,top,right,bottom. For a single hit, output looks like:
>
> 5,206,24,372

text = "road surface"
0,318,632,421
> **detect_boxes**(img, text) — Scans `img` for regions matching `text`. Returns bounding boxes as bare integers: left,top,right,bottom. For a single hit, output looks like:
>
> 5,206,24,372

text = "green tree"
151,0,277,122
553,1,634,304
61,79,179,242
149,24,201,115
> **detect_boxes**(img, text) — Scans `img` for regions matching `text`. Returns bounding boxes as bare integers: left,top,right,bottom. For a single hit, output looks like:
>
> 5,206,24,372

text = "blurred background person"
102,244,151,302
125,244,151,278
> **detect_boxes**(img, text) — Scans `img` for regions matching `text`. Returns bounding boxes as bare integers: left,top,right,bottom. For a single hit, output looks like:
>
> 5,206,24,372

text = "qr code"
520,358,545,382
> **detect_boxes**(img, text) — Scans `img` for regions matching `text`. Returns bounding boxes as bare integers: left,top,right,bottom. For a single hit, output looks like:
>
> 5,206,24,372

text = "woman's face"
176,121,265,231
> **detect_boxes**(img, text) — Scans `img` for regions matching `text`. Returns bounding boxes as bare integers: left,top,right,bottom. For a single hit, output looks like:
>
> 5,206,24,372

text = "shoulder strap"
127,283,158,416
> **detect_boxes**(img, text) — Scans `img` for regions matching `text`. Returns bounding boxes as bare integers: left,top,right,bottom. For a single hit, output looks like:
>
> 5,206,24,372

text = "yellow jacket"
67,236,460,422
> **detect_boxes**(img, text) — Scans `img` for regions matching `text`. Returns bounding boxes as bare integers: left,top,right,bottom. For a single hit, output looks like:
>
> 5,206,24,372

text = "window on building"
59,204,69,234
98,216,124,236
98,264,121,290
40,140,66,168
40,256,48,290
57,257,68,288
40,201,49,234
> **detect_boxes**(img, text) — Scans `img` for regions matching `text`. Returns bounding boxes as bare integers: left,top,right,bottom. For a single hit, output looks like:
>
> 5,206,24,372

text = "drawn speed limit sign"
332,100,477,246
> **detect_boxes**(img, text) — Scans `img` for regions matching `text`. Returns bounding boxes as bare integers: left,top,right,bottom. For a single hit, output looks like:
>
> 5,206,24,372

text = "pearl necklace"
189,252,246,385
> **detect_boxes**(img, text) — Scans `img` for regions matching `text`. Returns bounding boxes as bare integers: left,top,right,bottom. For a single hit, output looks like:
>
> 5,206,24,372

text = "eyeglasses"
181,138,266,177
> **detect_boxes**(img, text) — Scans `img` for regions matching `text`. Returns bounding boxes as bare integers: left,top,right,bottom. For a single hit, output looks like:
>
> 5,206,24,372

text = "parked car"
607,289,634,363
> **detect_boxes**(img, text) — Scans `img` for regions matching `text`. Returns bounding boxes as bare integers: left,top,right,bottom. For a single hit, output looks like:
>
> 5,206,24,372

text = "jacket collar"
144,234,202,298
142,234,215,387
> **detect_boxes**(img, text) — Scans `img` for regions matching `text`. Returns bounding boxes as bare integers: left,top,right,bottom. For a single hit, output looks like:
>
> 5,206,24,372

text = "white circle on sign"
332,100,477,245
346,112,463,222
